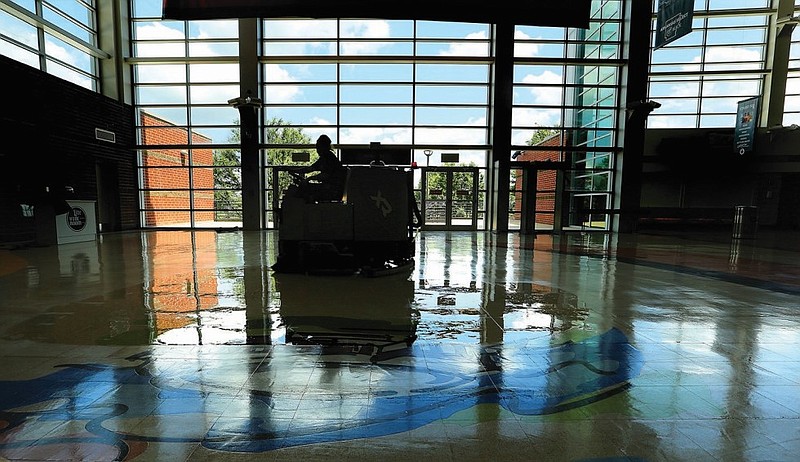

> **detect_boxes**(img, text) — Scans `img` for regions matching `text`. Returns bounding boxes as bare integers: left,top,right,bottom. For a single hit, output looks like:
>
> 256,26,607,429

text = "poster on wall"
655,0,694,49
735,97,760,156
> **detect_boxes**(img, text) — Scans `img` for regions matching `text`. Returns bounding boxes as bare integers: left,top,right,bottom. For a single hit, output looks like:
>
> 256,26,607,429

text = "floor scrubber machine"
272,161,421,276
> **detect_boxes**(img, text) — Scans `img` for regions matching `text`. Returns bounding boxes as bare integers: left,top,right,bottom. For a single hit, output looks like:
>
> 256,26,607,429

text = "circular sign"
66,207,87,232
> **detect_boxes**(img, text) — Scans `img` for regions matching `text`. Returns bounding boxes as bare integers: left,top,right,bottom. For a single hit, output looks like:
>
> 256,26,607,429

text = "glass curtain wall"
512,0,624,231
130,1,624,230
260,19,493,228
0,0,100,90
787,3,800,125
130,1,241,228
647,0,772,129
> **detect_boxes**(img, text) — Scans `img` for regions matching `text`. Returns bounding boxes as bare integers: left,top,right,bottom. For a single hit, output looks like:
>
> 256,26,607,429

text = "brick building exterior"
512,132,562,226
139,112,215,226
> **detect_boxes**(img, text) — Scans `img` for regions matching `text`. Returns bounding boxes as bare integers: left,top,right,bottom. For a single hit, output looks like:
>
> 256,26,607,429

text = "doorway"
512,161,567,235
421,167,479,230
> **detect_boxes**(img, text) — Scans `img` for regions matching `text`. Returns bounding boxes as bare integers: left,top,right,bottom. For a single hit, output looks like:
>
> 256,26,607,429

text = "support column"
765,0,797,127
488,22,515,233
232,18,263,230
614,0,653,233
520,167,537,235
97,0,130,103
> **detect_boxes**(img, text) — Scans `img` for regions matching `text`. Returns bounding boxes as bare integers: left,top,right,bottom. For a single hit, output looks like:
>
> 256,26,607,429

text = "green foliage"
421,162,486,220
213,125,242,220
424,163,485,193
527,127,560,146
263,117,313,199
212,117,313,220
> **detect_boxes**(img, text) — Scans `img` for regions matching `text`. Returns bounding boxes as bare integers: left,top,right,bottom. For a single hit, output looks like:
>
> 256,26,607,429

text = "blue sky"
2,0,799,148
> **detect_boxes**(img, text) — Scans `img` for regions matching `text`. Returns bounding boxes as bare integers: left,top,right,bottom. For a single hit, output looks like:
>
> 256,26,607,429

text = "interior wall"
0,55,138,244
642,127,800,227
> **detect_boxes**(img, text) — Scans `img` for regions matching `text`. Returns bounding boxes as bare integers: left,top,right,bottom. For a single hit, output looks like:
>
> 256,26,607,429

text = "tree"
526,127,560,146
262,118,313,201
420,162,486,220
213,124,242,221
212,117,313,220
264,117,313,165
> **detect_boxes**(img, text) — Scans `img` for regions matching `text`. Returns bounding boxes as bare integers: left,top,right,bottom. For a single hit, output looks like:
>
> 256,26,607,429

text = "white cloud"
438,31,489,57
189,63,239,83
0,40,38,67
340,127,412,144
339,20,393,55
191,20,238,39
650,79,698,98
309,116,332,126
263,64,300,103
510,108,561,145
513,29,540,57
521,70,563,106
190,84,239,104
264,19,337,38
647,116,694,129
134,22,185,57
340,20,391,38
702,46,762,64
787,77,800,94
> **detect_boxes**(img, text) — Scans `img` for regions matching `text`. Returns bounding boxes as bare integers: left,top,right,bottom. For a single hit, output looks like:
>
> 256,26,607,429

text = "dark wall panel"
0,55,138,243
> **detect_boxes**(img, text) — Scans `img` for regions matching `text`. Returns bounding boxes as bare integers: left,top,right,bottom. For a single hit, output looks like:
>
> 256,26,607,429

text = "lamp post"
424,149,433,167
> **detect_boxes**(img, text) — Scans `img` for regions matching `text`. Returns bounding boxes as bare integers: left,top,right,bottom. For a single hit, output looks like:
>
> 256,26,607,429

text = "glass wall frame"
786,4,800,125
511,0,624,232
130,2,625,232
130,3,243,228
0,0,103,90
259,19,494,229
647,2,772,129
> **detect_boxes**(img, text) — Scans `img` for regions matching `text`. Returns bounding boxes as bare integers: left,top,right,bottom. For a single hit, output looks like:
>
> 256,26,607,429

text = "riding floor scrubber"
272,164,421,277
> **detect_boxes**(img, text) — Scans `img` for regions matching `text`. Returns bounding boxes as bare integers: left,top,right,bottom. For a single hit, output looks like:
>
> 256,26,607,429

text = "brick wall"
140,112,215,225
512,134,562,225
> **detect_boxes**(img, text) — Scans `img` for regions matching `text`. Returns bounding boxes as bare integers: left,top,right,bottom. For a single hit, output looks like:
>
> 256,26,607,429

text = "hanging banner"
162,0,592,28
655,0,693,49
734,97,759,156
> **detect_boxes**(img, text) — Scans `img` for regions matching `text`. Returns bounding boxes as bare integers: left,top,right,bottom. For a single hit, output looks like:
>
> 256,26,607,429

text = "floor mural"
0,329,642,458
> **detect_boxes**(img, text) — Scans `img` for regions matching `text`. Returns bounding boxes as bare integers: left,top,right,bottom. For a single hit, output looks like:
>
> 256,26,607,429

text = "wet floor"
1,230,799,461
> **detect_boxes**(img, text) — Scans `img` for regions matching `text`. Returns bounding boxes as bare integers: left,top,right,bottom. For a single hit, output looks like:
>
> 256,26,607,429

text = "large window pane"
340,64,413,82
340,84,412,103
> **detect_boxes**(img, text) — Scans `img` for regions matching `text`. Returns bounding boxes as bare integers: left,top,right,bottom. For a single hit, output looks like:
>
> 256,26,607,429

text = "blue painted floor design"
2,230,800,460
0,329,642,455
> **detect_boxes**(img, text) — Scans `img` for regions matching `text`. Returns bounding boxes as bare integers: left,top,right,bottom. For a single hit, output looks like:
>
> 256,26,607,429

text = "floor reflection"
142,230,600,348
3,229,800,460
276,270,418,361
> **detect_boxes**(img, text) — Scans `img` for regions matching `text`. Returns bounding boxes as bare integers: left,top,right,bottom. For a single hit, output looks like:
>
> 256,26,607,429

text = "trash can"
732,206,758,239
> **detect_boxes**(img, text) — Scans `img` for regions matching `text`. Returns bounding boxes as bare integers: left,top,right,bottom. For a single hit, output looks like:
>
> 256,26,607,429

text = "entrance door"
421,167,479,230
514,161,567,235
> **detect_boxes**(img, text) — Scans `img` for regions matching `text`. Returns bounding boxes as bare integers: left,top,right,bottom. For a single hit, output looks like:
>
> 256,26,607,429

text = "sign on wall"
655,0,694,49
735,97,760,156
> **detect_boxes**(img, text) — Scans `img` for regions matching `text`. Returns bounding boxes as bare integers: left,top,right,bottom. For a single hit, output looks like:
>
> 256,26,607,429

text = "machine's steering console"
287,169,306,185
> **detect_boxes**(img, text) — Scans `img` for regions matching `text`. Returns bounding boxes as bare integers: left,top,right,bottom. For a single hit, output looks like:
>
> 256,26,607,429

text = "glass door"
512,161,567,234
421,167,479,230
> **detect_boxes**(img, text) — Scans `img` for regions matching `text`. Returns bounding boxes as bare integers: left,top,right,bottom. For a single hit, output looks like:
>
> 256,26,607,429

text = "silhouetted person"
296,135,347,201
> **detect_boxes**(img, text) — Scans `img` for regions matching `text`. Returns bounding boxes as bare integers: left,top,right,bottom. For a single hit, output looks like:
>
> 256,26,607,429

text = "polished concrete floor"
1,229,799,461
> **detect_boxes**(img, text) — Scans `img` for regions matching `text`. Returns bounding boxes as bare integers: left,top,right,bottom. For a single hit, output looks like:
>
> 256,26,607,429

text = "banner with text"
655,0,694,49
735,97,759,156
